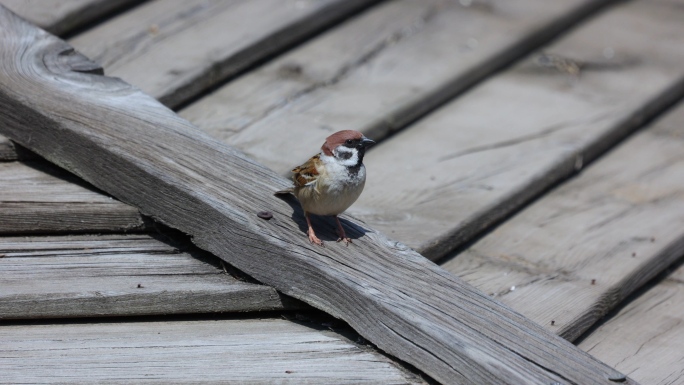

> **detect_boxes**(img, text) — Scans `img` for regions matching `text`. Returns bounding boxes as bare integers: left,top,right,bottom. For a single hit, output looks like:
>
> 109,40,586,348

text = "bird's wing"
292,154,321,188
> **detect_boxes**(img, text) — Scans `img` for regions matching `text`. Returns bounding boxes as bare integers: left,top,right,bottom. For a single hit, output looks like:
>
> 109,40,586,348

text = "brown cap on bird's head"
321,130,374,156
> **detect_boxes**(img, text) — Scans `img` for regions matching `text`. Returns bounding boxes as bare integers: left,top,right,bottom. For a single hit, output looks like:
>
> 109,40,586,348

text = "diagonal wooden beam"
0,7,630,384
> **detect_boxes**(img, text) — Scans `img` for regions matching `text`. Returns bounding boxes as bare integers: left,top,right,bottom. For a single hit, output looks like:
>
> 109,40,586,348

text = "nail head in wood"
257,211,273,220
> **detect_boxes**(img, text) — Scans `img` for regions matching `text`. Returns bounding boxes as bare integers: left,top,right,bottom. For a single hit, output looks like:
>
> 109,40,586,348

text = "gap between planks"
442,98,684,344
577,259,684,385
180,0,615,173
0,160,147,234
180,0,684,264
66,0,378,109
0,0,379,158
0,0,144,36
0,233,299,319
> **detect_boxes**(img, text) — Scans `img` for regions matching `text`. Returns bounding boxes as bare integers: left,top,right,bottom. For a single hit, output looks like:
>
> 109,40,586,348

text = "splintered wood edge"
0,7,629,384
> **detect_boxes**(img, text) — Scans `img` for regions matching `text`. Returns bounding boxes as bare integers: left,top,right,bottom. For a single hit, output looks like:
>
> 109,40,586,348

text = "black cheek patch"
339,151,353,160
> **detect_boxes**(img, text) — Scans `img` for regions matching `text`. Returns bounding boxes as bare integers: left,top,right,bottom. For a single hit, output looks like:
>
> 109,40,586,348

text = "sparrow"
276,130,375,246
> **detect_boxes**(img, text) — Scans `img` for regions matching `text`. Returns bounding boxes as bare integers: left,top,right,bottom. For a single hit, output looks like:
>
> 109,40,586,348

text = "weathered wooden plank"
67,0,377,109
0,234,297,319
443,98,684,342
578,263,684,385
0,9,628,384
0,319,425,384
0,0,145,156
344,0,684,260
0,0,143,36
179,0,614,175
0,161,147,233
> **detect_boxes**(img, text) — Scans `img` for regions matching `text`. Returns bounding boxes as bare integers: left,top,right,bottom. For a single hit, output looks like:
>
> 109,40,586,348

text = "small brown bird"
276,130,375,246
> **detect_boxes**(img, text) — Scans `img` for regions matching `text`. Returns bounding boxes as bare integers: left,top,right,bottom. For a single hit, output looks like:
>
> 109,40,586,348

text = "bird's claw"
308,232,324,247
336,237,352,246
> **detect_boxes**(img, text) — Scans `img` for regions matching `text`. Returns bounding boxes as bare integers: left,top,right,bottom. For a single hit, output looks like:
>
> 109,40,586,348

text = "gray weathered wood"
0,0,143,36
0,161,147,233
0,0,145,155
0,136,20,160
0,8,628,384
180,0,614,176
0,318,425,384
67,0,377,109
347,0,684,260
0,234,298,319
578,262,684,385
443,99,684,342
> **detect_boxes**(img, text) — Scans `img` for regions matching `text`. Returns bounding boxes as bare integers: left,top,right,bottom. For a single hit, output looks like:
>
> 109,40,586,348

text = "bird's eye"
345,139,353,145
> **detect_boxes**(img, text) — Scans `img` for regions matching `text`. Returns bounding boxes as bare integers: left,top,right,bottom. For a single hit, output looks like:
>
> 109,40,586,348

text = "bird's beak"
360,137,376,148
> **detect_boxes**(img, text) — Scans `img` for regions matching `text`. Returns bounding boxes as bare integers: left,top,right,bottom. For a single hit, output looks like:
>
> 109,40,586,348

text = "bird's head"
321,130,375,167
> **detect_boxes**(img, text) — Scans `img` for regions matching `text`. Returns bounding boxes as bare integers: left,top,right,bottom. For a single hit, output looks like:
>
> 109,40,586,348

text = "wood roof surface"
1,0,683,384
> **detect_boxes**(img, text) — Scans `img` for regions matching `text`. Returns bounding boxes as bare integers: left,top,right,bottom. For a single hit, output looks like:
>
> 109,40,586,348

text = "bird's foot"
308,230,324,247
336,237,352,246
334,216,352,246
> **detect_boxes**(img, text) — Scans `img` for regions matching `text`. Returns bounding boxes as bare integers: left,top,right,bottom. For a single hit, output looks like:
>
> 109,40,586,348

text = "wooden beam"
0,7,628,384
0,318,425,384
0,234,298,319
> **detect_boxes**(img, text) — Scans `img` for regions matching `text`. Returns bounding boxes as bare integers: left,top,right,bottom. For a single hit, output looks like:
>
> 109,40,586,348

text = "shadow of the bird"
276,194,367,243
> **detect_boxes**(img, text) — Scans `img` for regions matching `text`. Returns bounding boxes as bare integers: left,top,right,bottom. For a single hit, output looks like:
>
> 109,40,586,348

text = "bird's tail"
274,188,294,196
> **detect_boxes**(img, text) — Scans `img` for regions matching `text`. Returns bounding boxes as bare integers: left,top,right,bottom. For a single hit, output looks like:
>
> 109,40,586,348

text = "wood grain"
444,96,684,342
347,0,684,260
578,263,684,385
0,8,628,384
0,161,147,234
0,0,144,154
0,318,425,384
68,0,377,109
180,0,614,174
0,234,298,319
0,0,143,35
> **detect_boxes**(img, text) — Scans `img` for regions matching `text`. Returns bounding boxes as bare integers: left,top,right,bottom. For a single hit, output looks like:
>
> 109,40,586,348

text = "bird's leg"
335,216,352,246
305,212,324,246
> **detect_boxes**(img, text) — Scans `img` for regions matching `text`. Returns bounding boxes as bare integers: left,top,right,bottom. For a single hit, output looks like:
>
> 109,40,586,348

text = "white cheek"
334,147,359,167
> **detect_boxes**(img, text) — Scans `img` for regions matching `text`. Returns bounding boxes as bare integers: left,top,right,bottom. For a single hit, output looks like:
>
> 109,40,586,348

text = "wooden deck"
2,0,684,383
